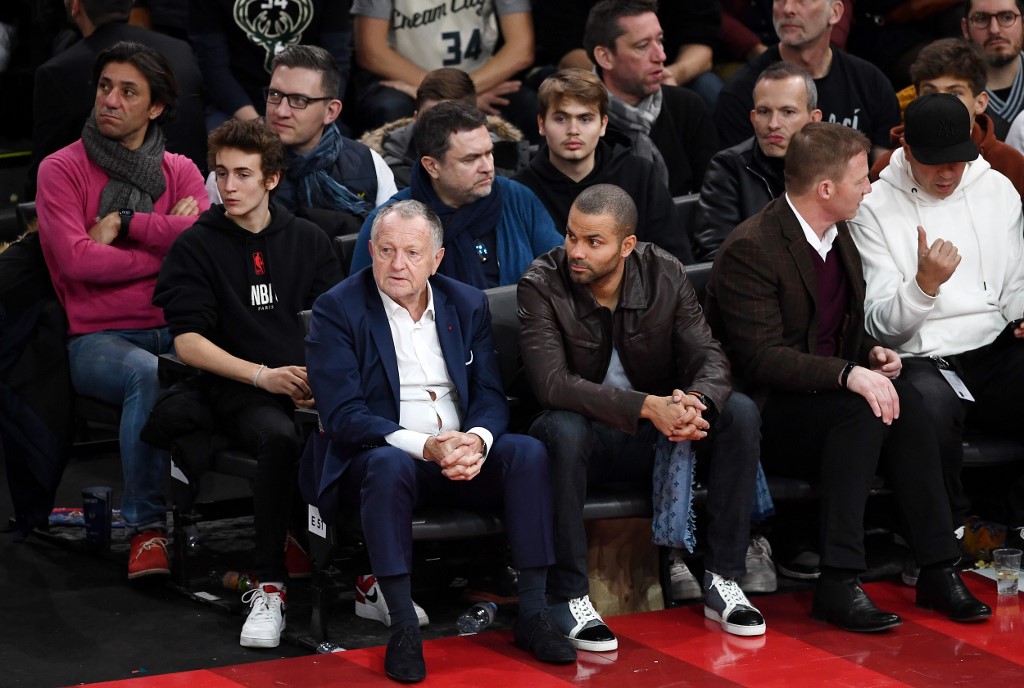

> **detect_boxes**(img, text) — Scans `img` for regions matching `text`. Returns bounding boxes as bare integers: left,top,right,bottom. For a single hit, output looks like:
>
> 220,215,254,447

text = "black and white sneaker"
704,572,766,637
549,595,618,652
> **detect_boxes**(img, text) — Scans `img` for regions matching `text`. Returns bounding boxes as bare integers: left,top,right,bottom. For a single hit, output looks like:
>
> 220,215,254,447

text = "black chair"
17,199,125,450
332,233,359,279
673,193,700,260
158,321,316,611
15,200,36,234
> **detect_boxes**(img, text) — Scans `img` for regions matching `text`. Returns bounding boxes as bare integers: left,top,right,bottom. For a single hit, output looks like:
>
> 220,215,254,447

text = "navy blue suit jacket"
303,267,508,522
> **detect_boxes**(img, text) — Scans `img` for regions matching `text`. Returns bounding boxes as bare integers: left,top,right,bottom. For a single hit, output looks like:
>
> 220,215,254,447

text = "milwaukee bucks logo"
233,0,314,74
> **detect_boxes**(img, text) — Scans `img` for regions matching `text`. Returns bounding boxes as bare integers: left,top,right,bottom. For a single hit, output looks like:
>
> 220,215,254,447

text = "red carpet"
79,575,1023,687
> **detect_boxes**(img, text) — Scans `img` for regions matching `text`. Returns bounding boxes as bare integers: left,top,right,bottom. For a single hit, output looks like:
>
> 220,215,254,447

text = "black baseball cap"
904,93,979,165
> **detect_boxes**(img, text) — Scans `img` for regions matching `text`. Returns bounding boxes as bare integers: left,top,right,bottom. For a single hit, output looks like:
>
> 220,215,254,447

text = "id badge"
939,369,975,402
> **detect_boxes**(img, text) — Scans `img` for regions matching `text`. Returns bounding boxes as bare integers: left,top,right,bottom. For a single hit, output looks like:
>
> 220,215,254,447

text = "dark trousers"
338,433,554,577
760,382,959,571
531,393,761,600
211,384,301,580
900,337,1024,524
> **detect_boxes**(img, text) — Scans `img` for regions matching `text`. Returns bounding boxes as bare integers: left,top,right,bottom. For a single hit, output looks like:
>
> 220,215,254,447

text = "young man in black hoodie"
152,119,341,649
514,68,693,264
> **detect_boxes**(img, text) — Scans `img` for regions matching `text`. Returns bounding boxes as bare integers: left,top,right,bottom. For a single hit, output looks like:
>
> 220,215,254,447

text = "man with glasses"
962,0,1024,136
187,0,353,129
206,45,398,237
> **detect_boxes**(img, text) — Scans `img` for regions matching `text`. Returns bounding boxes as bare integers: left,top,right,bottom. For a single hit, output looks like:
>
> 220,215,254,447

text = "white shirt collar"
377,282,436,323
785,193,838,261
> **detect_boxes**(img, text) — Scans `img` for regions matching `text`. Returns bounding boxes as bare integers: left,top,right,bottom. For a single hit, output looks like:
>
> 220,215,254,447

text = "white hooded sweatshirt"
849,148,1024,357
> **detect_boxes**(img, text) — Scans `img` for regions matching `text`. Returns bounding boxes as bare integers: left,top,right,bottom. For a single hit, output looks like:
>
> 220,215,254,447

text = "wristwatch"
118,208,134,241
689,391,718,422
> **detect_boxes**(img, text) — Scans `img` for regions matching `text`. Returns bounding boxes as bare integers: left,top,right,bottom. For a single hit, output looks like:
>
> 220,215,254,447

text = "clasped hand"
423,431,484,481
643,389,709,442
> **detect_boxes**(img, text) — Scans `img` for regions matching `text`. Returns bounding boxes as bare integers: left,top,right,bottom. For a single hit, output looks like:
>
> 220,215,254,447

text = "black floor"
2,435,924,688
0,439,525,688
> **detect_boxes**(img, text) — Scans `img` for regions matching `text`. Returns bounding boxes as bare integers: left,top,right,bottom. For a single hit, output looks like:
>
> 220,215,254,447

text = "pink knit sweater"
37,139,210,335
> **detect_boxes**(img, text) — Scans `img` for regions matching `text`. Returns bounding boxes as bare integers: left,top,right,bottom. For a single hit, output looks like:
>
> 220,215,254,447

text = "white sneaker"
739,536,778,594
704,572,766,637
669,548,702,601
354,574,429,627
240,583,286,648
549,594,618,652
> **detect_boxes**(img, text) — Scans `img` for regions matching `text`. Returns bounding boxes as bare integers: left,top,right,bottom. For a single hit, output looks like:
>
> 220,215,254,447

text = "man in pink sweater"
36,40,209,579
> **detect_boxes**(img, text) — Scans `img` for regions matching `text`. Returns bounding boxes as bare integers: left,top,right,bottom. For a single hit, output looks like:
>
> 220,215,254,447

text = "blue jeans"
68,328,174,532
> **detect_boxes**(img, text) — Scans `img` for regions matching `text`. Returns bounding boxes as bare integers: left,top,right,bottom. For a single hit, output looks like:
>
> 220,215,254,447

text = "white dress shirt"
786,193,838,260
378,284,493,461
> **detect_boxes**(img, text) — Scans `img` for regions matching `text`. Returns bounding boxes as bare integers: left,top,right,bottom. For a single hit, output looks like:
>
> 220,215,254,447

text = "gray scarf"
607,88,670,185
81,111,167,217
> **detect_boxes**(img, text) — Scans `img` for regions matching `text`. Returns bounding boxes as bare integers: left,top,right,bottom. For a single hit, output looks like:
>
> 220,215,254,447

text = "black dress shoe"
811,577,902,632
514,610,578,664
916,565,992,622
384,623,426,683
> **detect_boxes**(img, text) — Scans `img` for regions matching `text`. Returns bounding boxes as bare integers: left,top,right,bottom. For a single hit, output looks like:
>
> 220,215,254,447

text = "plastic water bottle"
212,570,258,592
456,601,497,635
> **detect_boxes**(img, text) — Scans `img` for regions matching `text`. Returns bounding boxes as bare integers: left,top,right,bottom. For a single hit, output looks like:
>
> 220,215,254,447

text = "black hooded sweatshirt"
513,140,692,264
154,202,342,369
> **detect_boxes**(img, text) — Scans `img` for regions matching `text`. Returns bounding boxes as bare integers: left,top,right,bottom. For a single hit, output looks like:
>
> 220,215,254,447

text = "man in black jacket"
153,118,341,649
30,0,206,197
694,62,821,261
583,0,719,196
514,68,692,264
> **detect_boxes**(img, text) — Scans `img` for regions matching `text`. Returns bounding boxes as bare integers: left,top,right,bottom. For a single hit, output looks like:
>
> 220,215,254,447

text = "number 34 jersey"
352,0,531,74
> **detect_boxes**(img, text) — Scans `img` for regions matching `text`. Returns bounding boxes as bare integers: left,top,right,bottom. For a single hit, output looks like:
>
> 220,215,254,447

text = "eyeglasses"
968,11,1021,29
263,88,332,109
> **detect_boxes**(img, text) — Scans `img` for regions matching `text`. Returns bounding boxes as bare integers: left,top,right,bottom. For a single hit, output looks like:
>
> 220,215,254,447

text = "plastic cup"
993,548,1022,596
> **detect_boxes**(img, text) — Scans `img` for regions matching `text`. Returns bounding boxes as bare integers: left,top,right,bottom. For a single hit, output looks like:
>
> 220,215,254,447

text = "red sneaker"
128,530,169,579
284,532,311,579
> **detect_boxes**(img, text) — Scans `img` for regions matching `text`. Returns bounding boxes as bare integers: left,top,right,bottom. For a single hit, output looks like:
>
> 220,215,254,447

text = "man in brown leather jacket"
518,183,765,651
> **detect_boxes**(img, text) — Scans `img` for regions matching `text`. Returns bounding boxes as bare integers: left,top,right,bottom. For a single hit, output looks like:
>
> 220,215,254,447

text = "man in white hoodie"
849,92,1024,559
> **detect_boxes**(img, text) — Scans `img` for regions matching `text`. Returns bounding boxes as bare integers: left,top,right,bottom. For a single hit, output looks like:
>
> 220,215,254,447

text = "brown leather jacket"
517,243,732,434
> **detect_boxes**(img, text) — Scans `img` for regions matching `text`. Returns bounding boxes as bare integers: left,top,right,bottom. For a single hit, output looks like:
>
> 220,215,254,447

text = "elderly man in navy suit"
305,199,575,683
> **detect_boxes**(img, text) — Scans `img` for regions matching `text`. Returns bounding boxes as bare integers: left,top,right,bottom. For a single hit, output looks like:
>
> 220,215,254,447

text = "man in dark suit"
304,199,575,682
705,122,991,633
30,0,206,198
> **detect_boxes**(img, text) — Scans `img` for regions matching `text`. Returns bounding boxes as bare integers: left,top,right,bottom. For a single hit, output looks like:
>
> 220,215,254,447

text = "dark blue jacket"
302,268,508,521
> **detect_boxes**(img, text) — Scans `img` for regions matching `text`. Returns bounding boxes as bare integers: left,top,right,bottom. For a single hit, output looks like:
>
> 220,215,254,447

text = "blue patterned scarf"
280,123,373,216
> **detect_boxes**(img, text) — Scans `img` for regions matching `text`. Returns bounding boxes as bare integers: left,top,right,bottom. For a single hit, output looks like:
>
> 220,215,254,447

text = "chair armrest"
294,406,321,434
157,353,202,386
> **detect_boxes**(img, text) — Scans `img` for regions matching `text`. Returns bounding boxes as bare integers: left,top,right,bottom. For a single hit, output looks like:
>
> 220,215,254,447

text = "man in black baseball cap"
849,87,1024,584
904,92,980,167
